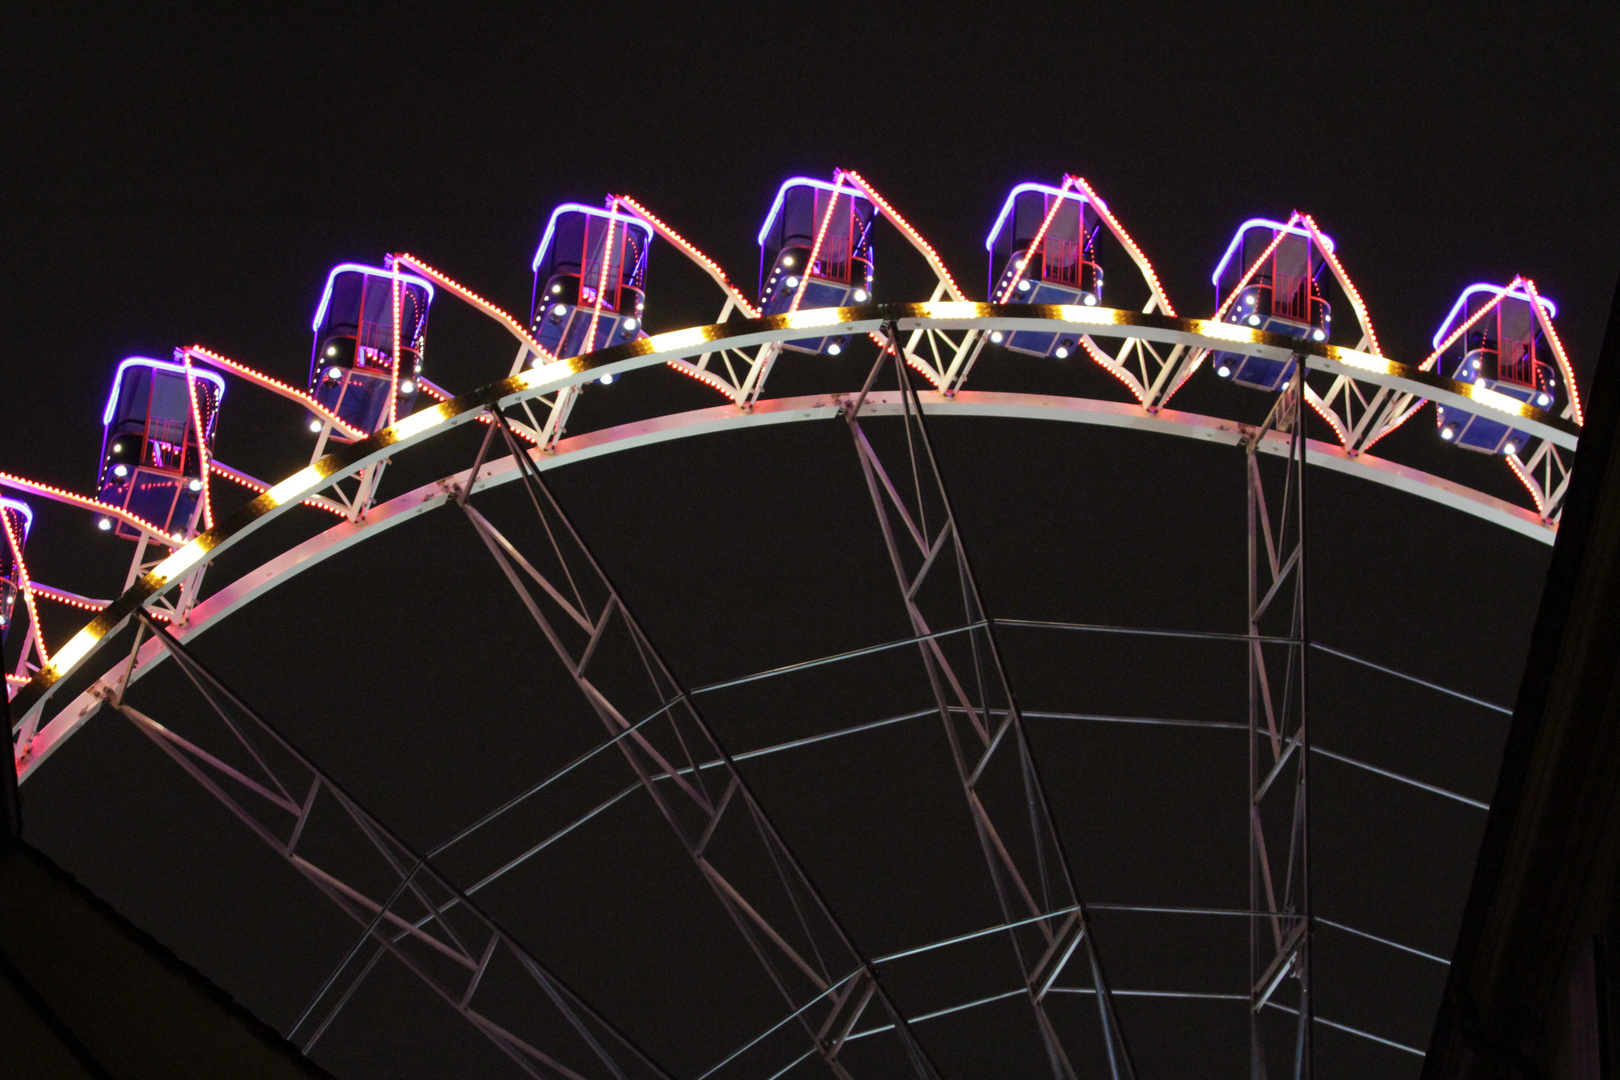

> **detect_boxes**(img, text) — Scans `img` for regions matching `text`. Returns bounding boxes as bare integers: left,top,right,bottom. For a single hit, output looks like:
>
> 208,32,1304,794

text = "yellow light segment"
918,302,985,320
45,628,99,678
1466,383,1528,416
1330,349,1395,375
150,541,208,585
264,465,326,508
1197,320,1257,343
783,308,844,331
647,326,714,354
1056,305,1120,325
391,405,450,440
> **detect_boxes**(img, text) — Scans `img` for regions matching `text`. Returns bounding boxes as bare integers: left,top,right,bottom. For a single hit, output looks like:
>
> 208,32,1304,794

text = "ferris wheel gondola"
95,357,225,539
1209,218,1336,391
529,203,651,374
985,182,1106,359
758,176,875,355
307,261,435,439
1432,282,1562,455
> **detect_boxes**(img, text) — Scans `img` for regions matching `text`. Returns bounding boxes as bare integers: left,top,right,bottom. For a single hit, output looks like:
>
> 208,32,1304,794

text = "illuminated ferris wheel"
2,168,1581,1080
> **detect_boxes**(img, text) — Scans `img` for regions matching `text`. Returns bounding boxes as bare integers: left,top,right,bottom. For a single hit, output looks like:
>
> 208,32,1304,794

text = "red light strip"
393,254,557,365
583,203,618,357
614,195,760,318
3,505,47,665
1420,278,1519,372
1066,175,1176,316
998,178,1075,303
1079,337,1148,403
180,348,214,530
183,345,365,440
209,461,347,516
1522,278,1583,426
417,376,452,402
840,170,967,302
0,471,172,542
30,583,110,613
664,357,742,399
1299,213,1381,357
871,331,945,390
790,173,848,314
1505,452,1548,518
388,265,402,427
1304,388,1349,445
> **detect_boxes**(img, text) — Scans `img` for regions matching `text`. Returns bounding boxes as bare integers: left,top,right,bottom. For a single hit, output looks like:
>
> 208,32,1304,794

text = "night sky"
5,6,1619,1079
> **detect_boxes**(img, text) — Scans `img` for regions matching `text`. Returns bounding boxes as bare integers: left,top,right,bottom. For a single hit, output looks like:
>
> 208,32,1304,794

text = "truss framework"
841,323,1137,1080
451,414,942,1080
1244,363,1313,1080
109,612,672,1080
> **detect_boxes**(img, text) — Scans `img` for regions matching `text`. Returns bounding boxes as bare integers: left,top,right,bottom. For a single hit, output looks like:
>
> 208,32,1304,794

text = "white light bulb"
1441,427,1456,441
552,304,567,317
1217,365,1231,377
1246,314,1261,327
852,289,868,302
598,373,615,385
990,331,1005,343
623,317,638,332
1537,393,1551,406
1311,328,1325,341
398,379,415,395
97,517,113,531
308,419,323,433
1504,441,1519,455
785,276,799,288
1054,346,1070,359
1017,279,1032,292
188,479,203,492
782,256,795,268
827,342,842,355
1083,294,1098,306
325,346,338,357
112,464,128,478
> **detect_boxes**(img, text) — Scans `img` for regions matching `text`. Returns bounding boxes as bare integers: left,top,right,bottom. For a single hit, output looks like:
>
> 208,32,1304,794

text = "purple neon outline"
756,177,875,248
1431,282,1559,350
530,204,655,273
0,497,33,541
310,264,437,332
1210,218,1337,287
102,357,228,428
982,182,1092,252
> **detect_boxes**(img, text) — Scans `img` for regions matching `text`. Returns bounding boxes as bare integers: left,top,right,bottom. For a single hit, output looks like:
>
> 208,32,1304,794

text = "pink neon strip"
997,178,1075,303
1213,213,1302,321
582,203,618,356
1522,278,1583,426
184,345,366,440
1066,175,1176,316
1299,213,1381,357
841,170,966,302
388,266,402,427
180,349,214,530
665,357,742,399
393,254,557,365
0,472,172,542
2,505,47,665
789,173,848,314
1505,452,1548,518
864,330,943,389
1079,337,1148,403
614,195,761,318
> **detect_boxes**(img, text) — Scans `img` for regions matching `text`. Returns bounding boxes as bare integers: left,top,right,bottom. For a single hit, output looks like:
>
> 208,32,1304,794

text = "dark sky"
5,5,1618,1080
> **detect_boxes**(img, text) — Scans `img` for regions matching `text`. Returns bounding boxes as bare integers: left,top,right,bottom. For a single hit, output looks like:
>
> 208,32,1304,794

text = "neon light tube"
1211,218,1335,286
0,498,34,540
531,203,654,273
757,177,874,247
984,182,1090,251
103,357,228,427
1431,282,1560,350
310,263,435,332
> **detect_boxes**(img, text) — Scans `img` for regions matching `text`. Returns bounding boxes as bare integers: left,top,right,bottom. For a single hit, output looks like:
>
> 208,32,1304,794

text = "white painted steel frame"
12,301,1566,784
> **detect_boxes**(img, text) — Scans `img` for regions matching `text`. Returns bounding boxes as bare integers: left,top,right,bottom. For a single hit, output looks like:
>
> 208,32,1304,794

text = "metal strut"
843,323,1137,1080
453,414,943,1080
113,612,672,1080
1244,359,1313,1080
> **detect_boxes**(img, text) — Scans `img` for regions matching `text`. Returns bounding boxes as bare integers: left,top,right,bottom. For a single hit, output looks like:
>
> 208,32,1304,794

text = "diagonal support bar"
843,323,1138,1080
451,411,943,1080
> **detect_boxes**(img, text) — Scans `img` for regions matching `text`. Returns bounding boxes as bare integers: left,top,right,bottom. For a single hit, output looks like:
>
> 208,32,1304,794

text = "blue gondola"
985,182,1104,358
1,497,32,641
758,178,875,355
97,357,225,539
307,261,435,440
1432,283,1560,455
1209,219,1334,391
530,204,651,369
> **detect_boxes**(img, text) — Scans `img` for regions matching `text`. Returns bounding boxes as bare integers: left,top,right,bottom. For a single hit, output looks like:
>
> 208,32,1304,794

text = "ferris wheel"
2,167,1580,1080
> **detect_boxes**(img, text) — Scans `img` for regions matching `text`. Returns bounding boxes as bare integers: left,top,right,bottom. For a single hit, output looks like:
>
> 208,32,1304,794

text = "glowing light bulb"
1017,279,1032,293
1217,365,1232,378
308,419,324,433
327,366,343,380
1537,393,1551,406
623,317,639,332
1082,294,1098,306
1054,346,1070,359
1504,441,1519,455
398,379,415,395
96,517,112,531
1441,426,1457,441
112,464,129,478
1311,328,1325,341
852,288,868,302
990,331,1005,343
782,256,795,268
552,304,567,317
188,479,203,492
785,276,799,288
827,342,842,355
550,284,562,294
325,346,338,357
1246,314,1262,327
598,373,615,385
